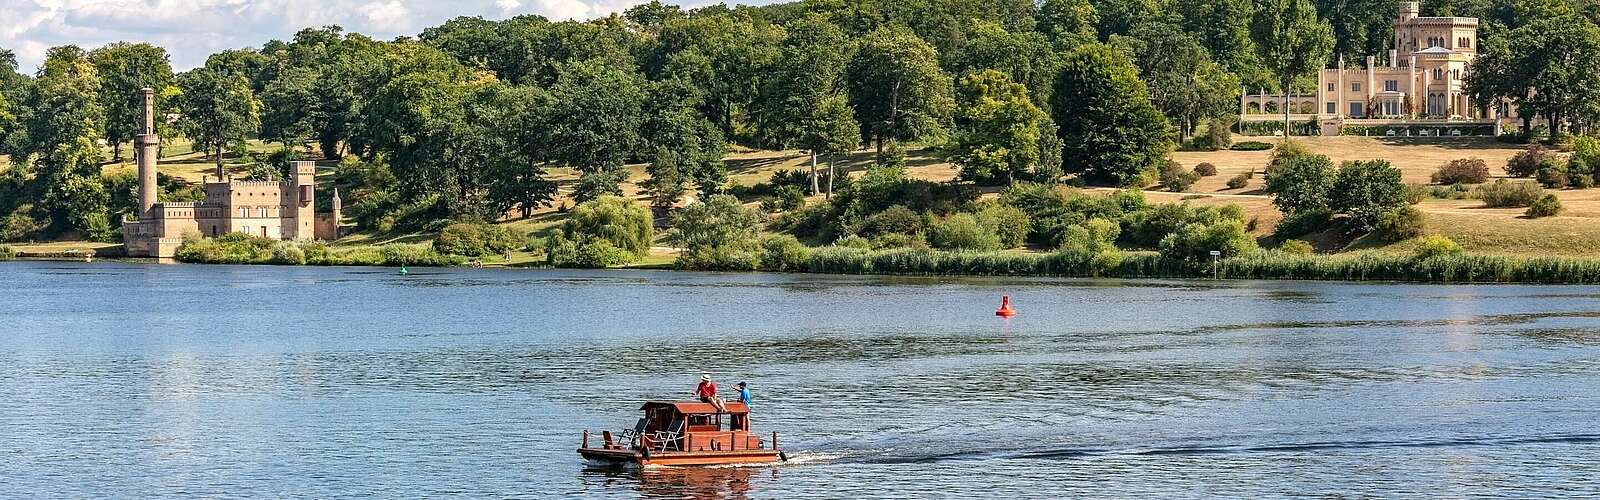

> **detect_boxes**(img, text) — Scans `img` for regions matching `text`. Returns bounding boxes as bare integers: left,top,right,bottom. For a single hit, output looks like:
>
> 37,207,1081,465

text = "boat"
578,401,787,467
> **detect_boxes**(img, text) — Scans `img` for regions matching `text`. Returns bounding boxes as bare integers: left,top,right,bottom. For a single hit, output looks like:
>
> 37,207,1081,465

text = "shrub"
1403,183,1428,205
380,243,459,267
0,245,15,261
1574,175,1595,189
836,234,873,249
1506,144,1552,177
928,213,1002,251
761,185,806,213
1056,218,1120,253
1231,141,1273,151
1536,166,1568,189
861,205,924,237
1431,158,1490,184
434,222,522,257
1279,239,1314,255
1160,162,1200,192
759,235,812,272
270,241,307,265
1570,136,1600,178
1193,163,1218,177
1265,152,1336,214
1373,206,1426,242
1273,209,1332,239
1525,194,1563,218
548,196,653,267
670,194,765,271
1159,219,1257,262
1,209,43,243
1414,235,1463,259
1226,173,1249,189
1331,160,1407,230
974,203,1031,249
1478,179,1545,208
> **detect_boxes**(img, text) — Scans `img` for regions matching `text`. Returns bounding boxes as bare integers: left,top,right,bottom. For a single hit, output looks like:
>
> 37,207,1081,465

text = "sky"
1,0,769,73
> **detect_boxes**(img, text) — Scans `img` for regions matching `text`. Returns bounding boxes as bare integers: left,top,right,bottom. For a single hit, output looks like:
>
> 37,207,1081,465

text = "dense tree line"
1,0,1598,244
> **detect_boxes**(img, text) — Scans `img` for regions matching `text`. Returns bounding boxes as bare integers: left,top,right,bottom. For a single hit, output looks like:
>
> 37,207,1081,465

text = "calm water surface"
3,261,1599,498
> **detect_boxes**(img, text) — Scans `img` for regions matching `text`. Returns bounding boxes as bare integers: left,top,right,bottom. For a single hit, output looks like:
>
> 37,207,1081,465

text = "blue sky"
2,0,770,73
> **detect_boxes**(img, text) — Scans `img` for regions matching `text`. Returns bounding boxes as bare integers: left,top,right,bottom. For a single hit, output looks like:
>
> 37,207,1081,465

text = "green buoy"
399,264,409,276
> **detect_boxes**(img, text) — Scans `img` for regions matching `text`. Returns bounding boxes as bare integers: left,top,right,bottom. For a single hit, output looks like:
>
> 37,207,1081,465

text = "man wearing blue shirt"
737,382,752,407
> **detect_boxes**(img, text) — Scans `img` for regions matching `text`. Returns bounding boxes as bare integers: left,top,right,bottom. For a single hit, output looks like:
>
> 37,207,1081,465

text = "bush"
548,196,654,267
1526,194,1563,218
1279,239,1314,255
1536,166,1569,189
928,213,1002,251
1226,173,1249,189
1414,235,1463,259
974,203,1031,249
1193,163,1218,177
1570,136,1600,178
1478,179,1545,208
1403,183,1428,205
380,243,459,267
1273,209,1332,239
0,245,14,261
1506,144,1552,177
270,241,307,265
1330,160,1407,230
1431,158,1490,185
1160,161,1200,192
1265,152,1336,214
1574,175,1595,189
836,234,873,249
671,194,766,271
1056,218,1120,253
1230,141,1273,151
1373,206,1426,242
1,209,43,242
870,232,930,250
860,205,924,237
1158,219,1258,262
434,222,521,257
759,235,812,272
761,184,806,213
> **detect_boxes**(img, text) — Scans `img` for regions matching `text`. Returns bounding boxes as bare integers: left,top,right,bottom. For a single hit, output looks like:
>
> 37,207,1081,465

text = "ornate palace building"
1239,1,1507,136
121,88,344,258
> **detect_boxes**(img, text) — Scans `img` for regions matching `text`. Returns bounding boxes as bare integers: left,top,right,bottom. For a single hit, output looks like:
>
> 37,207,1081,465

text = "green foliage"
759,234,813,272
1051,43,1174,186
87,42,173,156
1505,144,1553,177
1250,0,1334,134
928,213,1001,251
1526,194,1564,218
434,222,521,257
0,244,14,260
1432,158,1491,185
1193,163,1218,176
1570,136,1600,178
1373,206,1426,242
1264,151,1335,214
1057,218,1120,254
949,70,1048,186
860,205,925,237
848,26,955,154
1230,140,1273,151
1279,239,1313,255
1537,165,1569,189
548,196,653,268
1126,23,1241,139
177,66,260,170
548,60,648,202
1159,161,1200,192
1414,235,1463,259
175,232,459,266
1226,173,1249,189
1158,218,1258,262
974,203,1031,249
1330,159,1406,230
1478,179,1546,208
671,194,765,270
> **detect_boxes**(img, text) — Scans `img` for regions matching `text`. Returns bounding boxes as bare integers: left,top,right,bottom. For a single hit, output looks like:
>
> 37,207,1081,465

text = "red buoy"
996,295,1016,317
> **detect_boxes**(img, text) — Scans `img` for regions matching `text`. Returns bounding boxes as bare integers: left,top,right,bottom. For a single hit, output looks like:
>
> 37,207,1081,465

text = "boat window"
687,414,723,430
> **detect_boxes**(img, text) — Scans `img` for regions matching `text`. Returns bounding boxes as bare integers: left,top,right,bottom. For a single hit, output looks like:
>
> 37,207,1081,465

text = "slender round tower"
135,88,159,217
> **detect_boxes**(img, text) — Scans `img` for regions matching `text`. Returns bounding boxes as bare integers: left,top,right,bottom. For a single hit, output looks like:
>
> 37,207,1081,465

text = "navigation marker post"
1210,250,1221,280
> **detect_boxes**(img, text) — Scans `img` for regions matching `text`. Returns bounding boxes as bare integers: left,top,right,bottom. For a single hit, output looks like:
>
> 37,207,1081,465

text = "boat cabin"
612,401,764,453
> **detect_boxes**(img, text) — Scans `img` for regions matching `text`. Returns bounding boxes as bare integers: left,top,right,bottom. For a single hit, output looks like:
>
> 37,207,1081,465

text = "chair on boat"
619,418,647,447
651,420,685,451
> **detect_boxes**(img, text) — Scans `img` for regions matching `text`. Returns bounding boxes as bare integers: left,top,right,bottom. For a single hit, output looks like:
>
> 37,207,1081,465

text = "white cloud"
0,0,774,72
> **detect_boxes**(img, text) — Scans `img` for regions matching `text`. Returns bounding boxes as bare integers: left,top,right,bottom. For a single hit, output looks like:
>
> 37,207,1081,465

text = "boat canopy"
641,401,750,415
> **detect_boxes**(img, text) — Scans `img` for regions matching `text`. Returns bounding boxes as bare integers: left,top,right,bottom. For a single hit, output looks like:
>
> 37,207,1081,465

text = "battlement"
293,161,316,175
160,202,203,208
230,180,289,187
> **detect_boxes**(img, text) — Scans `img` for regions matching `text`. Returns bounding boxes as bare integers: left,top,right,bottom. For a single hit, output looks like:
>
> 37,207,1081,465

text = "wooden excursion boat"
579,401,787,467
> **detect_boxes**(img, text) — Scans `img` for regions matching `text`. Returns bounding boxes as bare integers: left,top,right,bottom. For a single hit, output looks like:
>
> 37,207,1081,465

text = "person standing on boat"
737,382,751,407
696,375,727,412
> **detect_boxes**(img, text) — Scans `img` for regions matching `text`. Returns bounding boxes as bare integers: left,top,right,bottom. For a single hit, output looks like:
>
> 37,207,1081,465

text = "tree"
753,15,855,195
1504,16,1600,137
1330,159,1406,230
177,67,260,174
1126,24,1242,138
948,70,1048,186
545,60,647,203
648,11,783,135
546,196,653,268
1176,0,1263,86
642,77,727,213
1317,0,1398,64
1038,0,1101,45
258,66,318,152
944,20,1057,107
24,47,111,238
669,194,765,271
1251,0,1335,136
477,84,558,219
847,27,955,159
1265,152,1336,214
88,43,173,161
1050,44,1175,186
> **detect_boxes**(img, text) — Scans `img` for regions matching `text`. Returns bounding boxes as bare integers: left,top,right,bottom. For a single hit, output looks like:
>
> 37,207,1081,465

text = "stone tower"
135,88,159,217
286,161,317,240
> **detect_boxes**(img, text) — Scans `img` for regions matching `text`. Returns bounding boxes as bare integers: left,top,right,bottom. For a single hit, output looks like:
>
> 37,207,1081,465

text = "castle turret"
1399,1,1420,21
135,88,159,217
286,161,317,240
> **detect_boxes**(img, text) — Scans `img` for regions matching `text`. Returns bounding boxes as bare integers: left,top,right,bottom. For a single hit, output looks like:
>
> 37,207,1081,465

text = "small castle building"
121,88,344,258
1240,1,1510,136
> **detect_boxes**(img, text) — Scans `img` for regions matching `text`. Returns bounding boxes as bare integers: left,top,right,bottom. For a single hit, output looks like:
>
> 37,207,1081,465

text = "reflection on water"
3,262,1600,497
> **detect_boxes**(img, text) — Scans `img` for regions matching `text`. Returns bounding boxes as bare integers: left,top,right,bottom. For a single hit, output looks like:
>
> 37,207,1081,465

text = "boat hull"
578,447,784,467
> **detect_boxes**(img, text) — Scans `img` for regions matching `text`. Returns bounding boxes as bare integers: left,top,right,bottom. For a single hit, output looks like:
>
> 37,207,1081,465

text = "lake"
2,261,1599,498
